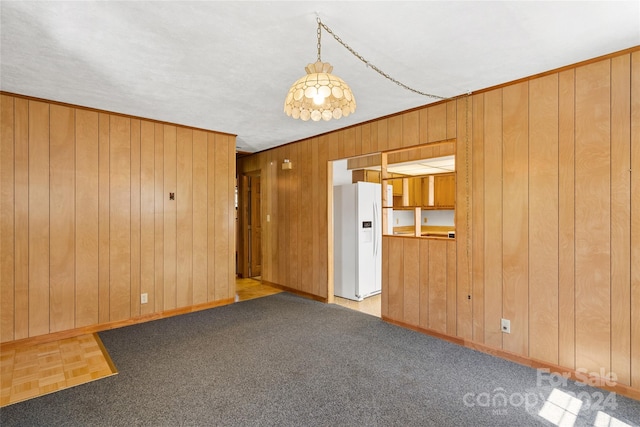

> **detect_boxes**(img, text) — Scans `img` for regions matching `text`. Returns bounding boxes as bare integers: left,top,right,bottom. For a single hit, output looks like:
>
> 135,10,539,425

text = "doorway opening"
238,171,262,279
331,156,382,318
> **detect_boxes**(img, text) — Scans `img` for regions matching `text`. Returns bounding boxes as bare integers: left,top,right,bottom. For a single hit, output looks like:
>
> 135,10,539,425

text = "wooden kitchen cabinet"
407,177,423,207
385,176,404,197
389,174,454,208
434,173,455,208
420,177,431,206
352,169,381,183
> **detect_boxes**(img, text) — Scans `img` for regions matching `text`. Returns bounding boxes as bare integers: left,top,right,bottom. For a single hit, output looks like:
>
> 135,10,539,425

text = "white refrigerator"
334,181,385,301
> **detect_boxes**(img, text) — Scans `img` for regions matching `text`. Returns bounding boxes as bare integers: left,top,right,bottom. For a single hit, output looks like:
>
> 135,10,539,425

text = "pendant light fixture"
284,17,356,122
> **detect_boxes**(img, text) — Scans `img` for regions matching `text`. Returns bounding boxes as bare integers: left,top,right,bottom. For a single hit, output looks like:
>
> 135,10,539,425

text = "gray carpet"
1,292,638,426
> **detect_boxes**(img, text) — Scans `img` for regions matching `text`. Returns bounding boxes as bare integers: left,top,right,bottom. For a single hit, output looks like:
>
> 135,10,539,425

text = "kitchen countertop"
391,225,455,239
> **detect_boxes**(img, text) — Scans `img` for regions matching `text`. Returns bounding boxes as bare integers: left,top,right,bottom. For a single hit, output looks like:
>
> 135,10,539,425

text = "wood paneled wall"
0,95,236,343
238,48,640,391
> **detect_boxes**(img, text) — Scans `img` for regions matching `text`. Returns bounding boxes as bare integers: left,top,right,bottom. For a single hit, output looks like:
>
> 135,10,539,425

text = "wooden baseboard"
382,316,640,402
261,280,328,303
0,298,235,351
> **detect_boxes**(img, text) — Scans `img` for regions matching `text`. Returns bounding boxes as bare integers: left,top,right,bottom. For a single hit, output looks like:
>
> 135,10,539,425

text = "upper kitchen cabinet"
433,173,456,208
351,169,381,184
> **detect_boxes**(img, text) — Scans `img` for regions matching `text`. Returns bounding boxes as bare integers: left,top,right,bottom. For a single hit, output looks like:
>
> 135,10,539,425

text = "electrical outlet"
501,318,511,334
141,293,148,304
395,218,399,224
423,217,428,224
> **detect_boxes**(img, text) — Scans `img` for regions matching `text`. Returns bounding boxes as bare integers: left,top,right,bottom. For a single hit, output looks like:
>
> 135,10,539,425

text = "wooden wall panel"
261,150,272,284
98,113,110,323
343,127,356,158
139,121,155,315
446,240,457,336
528,74,559,365
387,237,404,320
299,139,313,291
369,122,378,154
2,94,236,342
471,93,485,343
1,95,15,342
163,125,177,310
207,133,216,299
387,115,402,150
266,149,276,284
381,237,389,318
403,239,420,326
446,100,457,139
428,240,447,333
273,148,281,286
501,81,529,356
327,131,338,161
455,96,472,339
297,141,310,287
483,89,503,348
288,143,299,290
354,126,362,157
558,69,576,370
276,146,288,286
631,51,640,390
403,110,419,148
109,115,131,321
154,123,165,311
574,60,611,374
28,100,50,337
75,110,99,327
427,103,447,142
176,128,193,307
335,129,344,160
258,153,267,283
13,98,29,340
49,105,75,332
130,120,141,316
310,140,320,294
610,54,631,386
317,138,329,297
377,118,388,152
214,134,230,300
309,139,320,296
192,130,208,305
418,108,428,144
418,239,429,329
360,123,371,156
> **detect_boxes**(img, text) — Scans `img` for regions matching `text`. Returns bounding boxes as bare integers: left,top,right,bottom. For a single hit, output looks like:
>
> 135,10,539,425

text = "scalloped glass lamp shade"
284,61,356,122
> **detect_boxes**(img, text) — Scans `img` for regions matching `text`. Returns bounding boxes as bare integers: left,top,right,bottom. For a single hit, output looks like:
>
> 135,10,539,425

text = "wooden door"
249,176,262,277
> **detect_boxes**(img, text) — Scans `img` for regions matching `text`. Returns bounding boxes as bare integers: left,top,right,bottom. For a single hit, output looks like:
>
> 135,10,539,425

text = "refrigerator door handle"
373,201,378,256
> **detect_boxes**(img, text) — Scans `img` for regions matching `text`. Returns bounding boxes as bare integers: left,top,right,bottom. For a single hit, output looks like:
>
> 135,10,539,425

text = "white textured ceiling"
1,1,639,153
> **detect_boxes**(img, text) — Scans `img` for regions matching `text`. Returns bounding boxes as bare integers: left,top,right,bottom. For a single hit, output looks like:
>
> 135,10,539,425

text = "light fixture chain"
316,18,322,63
318,19,447,101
